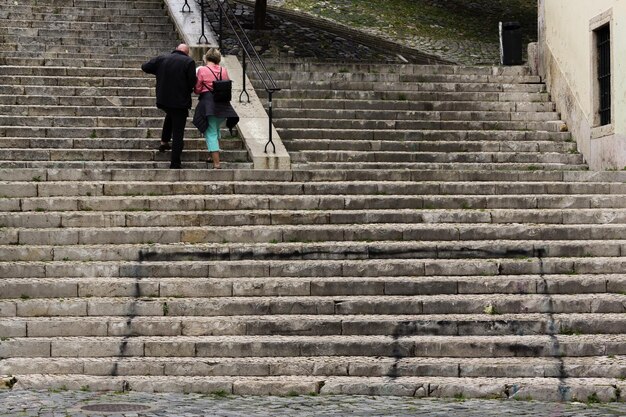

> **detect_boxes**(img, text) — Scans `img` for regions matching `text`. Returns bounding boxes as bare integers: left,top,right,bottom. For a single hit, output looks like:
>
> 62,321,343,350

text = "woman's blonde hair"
204,48,221,65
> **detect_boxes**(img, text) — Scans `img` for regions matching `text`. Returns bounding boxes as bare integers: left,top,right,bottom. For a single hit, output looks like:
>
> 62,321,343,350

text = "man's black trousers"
161,107,189,168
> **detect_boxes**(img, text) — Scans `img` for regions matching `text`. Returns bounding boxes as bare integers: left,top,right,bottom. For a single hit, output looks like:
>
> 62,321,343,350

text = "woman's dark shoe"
158,143,171,152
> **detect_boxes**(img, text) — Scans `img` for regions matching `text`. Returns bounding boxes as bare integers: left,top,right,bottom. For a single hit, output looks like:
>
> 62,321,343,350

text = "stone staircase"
1,0,626,403
0,0,250,169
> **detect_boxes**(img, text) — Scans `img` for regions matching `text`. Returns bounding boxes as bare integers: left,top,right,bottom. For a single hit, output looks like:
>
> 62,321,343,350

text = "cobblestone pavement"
209,0,531,65
2,390,626,416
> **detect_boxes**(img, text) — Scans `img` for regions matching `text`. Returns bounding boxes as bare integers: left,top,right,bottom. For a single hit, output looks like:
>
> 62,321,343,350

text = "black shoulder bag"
206,66,232,103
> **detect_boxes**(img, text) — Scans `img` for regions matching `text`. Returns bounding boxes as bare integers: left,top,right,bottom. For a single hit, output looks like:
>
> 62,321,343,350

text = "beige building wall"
538,0,625,170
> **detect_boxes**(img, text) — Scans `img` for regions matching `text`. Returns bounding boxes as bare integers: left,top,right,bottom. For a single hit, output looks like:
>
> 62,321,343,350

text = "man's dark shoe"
169,164,181,169
158,143,171,152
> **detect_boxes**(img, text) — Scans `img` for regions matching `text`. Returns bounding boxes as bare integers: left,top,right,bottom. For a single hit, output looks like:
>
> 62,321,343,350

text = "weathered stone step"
2,167,622,183
273,109,560,122
5,180,625,198
3,356,626,380
0,27,175,42
291,151,583,165
278,128,571,142
0,149,249,163
1,335,625,358
290,162,589,171
0,12,171,25
275,118,565,132
0,20,174,32
3,312,625,336
1,284,625,313
281,80,546,93
5,193,626,214
0,106,165,118
263,61,532,76
1,239,623,261
6,43,177,56
0,65,149,78
263,89,552,102
0,84,154,97
11,373,626,400
273,97,556,112
3,271,626,298
0,257,625,278
0,5,169,17
2,105,560,123
0,94,155,107
0,56,161,68
0,161,252,170
0,137,244,150
7,373,625,400
1,37,174,51
4,207,626,228
259,71,542,84
1,127,212,139
286,139,575,153
0,75,153,89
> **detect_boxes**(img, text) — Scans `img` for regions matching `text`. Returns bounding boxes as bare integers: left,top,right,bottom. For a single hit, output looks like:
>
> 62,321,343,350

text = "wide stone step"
0,257,625,277
0,161,252,170
4,206,626,228
278,128,571,142
5,193,626,213
0,12,171,25
0,84,153,97
0,149,249,162
273,108,560,122
0,106,165,118
0,75,153,88
7,373,626,400
0,137,245,150
5,292,624,316
0,65,148,78
290,151,583,165
258,71,542,84
273,97,556,112
0,56,160,68
262,89,552,102
1,36,175,49
0,127,214,139
275,118,565,132
262,62,532,76
1,270,624,295
1,27,175,41
3,356,626,380
0,238,623,261
290,162,589,171
286,139,576,153
0,19,174,32
281,80,546,93
3,312,626,339
4,180,625,198
2,167,622,183
0,94,155,107
1,335,624,358
0,5,169,17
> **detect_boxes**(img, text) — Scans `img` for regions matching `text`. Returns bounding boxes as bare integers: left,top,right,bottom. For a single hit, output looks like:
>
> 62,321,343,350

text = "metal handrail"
203,0,281,153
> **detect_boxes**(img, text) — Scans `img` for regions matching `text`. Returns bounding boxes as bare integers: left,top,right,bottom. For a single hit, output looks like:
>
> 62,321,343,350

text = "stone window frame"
589,9,614,139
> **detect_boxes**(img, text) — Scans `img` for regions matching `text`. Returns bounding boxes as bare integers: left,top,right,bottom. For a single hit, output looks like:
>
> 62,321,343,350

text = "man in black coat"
142,44,197,169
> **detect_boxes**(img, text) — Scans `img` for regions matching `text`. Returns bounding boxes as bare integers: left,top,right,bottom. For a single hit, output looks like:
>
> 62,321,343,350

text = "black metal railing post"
181,0,191,13
240,52,250,103
198,0,208,44
264,91,275,153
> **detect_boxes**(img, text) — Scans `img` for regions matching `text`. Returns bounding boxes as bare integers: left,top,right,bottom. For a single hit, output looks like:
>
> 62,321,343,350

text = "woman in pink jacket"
193,48,238,169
